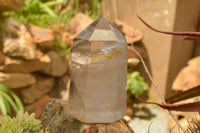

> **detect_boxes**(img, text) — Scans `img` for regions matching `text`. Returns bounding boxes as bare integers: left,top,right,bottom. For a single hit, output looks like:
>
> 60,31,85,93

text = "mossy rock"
39,99,134,133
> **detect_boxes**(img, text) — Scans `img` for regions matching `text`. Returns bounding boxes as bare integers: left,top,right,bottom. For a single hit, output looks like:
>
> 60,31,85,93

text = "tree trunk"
39,99,134,133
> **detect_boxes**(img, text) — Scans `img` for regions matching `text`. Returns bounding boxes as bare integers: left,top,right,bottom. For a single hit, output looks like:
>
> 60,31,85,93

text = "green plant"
2,0,73,27
85,0,102,20
0,84,23,116
54,36,71,57
127,71,149,97
0,112,48,133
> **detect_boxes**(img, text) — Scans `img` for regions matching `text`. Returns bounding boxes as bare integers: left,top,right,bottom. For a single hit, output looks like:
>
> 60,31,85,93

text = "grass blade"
10,92,24,113
0,90,19,113
0,94,7,115
40,3,58,17
2,97,12,116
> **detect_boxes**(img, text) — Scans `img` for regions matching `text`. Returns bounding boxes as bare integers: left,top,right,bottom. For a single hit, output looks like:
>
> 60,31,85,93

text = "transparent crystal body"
69,17,127,123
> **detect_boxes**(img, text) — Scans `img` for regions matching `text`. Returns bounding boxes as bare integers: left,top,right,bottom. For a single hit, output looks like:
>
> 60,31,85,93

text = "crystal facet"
69,16,127,123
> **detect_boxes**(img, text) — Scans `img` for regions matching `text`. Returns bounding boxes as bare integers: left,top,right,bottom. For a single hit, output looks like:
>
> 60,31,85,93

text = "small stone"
3,19,37,60
21,74,54,104
124,115,132,122
41,51,68,77
0,54,50,73
29,24,55,51
0,72,36,89
114,20,143,44
25,95,50,118
69,12,93,34
128,58,140,67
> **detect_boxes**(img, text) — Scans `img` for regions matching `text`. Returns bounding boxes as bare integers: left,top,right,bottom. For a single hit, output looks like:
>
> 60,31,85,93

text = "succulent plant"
127,71,149,97
0,112,48,133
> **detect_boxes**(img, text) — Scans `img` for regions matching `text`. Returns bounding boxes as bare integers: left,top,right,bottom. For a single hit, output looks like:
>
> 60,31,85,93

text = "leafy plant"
127,71,149,97
0,112,48,133
0,84,23,116
2,0,73,27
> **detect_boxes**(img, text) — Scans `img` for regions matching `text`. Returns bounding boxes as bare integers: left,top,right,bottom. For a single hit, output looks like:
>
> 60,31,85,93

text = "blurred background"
0,0,200,132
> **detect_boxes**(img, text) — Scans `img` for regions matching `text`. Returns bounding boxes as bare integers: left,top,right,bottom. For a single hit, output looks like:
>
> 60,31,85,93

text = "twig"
131,43,184,132
131,43,165,104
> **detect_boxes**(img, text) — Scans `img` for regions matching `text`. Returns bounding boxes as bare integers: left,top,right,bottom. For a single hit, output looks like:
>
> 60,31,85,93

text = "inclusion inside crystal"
69,16,127,123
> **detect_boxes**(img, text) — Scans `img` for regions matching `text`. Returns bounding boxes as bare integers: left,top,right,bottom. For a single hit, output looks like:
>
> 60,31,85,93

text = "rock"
50,24,74,48
25,95,50,118
128,58,140,67
0,72,36,89
126,107,134,117
50,24,67,36
113,20,143,44
124,115,131,122
172,66,200,91
188,56,200,71
128,45,147,59
29,24,55,51
3,19,37,60
41,51,68,77
69,12,93,34
50,73,70,100
0,52,5,65
172,56,200,91
0,0,23,12
39,99,134,133
21,74,55,104
0,54,50,73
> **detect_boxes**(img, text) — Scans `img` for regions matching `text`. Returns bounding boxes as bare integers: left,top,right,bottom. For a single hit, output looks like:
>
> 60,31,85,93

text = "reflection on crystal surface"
69,16,127,123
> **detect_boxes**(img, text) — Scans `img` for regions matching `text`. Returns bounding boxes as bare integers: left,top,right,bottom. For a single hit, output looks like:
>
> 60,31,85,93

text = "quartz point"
69,16,127,123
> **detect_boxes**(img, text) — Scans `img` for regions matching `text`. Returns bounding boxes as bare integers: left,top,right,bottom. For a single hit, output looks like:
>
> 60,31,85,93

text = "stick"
131,43,184,132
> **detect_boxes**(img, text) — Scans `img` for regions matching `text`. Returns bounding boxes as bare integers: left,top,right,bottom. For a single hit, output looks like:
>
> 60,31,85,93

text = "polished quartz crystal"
69,16,127,123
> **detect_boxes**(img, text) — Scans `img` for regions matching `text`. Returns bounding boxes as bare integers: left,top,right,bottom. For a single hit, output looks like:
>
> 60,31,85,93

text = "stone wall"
0,19,70,117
